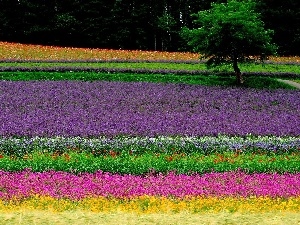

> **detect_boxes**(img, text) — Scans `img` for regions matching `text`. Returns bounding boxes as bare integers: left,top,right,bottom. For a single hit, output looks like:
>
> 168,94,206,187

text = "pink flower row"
0,170,299,200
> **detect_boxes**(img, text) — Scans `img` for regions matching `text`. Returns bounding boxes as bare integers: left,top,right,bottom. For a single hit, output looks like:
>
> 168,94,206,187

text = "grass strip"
1,152,299,174
0,71,296,89
293,79,300,84
1,62,300,74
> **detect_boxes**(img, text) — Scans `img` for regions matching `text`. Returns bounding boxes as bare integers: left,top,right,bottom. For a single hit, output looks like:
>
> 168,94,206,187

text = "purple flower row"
0,170,299,200
1,81,299,137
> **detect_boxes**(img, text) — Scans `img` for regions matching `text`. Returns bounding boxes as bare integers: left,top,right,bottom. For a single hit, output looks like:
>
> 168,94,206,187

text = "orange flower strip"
0,42,200,61
1,42,300,63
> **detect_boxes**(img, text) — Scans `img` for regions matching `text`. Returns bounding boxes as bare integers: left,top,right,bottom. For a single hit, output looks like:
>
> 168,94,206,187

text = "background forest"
0,0,299,55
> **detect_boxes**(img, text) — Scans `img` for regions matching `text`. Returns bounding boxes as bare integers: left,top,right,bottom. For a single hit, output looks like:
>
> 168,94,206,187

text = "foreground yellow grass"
1,196,299,213
1,210,300,225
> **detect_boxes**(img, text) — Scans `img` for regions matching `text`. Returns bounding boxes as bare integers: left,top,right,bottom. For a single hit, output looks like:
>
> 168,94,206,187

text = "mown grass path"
1,211,300,225
277,79,300,89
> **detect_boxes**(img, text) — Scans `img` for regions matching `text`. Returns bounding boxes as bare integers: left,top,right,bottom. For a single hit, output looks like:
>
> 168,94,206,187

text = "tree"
257,0,300,56
157,10,176,51
181,0,277,84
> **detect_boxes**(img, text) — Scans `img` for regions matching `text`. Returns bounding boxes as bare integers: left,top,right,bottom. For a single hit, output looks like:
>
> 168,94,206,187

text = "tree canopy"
181,0,277,84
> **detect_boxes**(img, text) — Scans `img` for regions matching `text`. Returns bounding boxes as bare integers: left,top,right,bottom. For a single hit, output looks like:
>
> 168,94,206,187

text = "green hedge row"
0,71,296,89
0,152,299,174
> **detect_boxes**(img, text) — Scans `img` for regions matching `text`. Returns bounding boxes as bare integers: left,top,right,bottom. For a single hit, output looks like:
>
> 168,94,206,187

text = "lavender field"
0,81,299,137
1,43,300,224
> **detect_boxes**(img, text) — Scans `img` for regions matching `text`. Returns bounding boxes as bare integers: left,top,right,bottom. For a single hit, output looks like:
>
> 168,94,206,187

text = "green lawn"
1,61,300,74
0,71,296,89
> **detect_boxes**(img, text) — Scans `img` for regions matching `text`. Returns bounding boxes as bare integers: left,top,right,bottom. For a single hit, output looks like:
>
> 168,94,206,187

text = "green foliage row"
0,71,295,89
1,62,300,74
0,152,299,174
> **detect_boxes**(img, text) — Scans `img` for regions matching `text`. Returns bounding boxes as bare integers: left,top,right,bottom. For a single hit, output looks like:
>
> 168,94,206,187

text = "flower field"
1,81,299,137
0,42,300,224
1,41,300,63
0,42,200,62
1,170,300,200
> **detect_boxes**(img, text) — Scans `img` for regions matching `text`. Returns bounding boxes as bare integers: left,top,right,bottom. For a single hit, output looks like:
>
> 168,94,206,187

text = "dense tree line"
0,0,299,55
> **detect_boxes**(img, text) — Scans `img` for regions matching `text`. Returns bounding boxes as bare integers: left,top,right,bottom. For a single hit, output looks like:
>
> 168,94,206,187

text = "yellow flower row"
1,195,299,213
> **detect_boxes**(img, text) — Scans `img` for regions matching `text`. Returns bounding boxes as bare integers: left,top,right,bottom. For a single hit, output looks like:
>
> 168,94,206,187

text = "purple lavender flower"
0,81,299,137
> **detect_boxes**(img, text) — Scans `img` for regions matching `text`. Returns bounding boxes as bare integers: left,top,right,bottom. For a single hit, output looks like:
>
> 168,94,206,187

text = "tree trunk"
233,55,243,85
154,34,157,51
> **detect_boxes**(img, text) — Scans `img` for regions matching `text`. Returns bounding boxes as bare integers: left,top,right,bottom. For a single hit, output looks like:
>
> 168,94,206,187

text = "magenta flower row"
0,170,299,200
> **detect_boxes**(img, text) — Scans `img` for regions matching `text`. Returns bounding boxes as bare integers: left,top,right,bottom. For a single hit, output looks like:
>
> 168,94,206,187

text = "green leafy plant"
0,151,299,174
